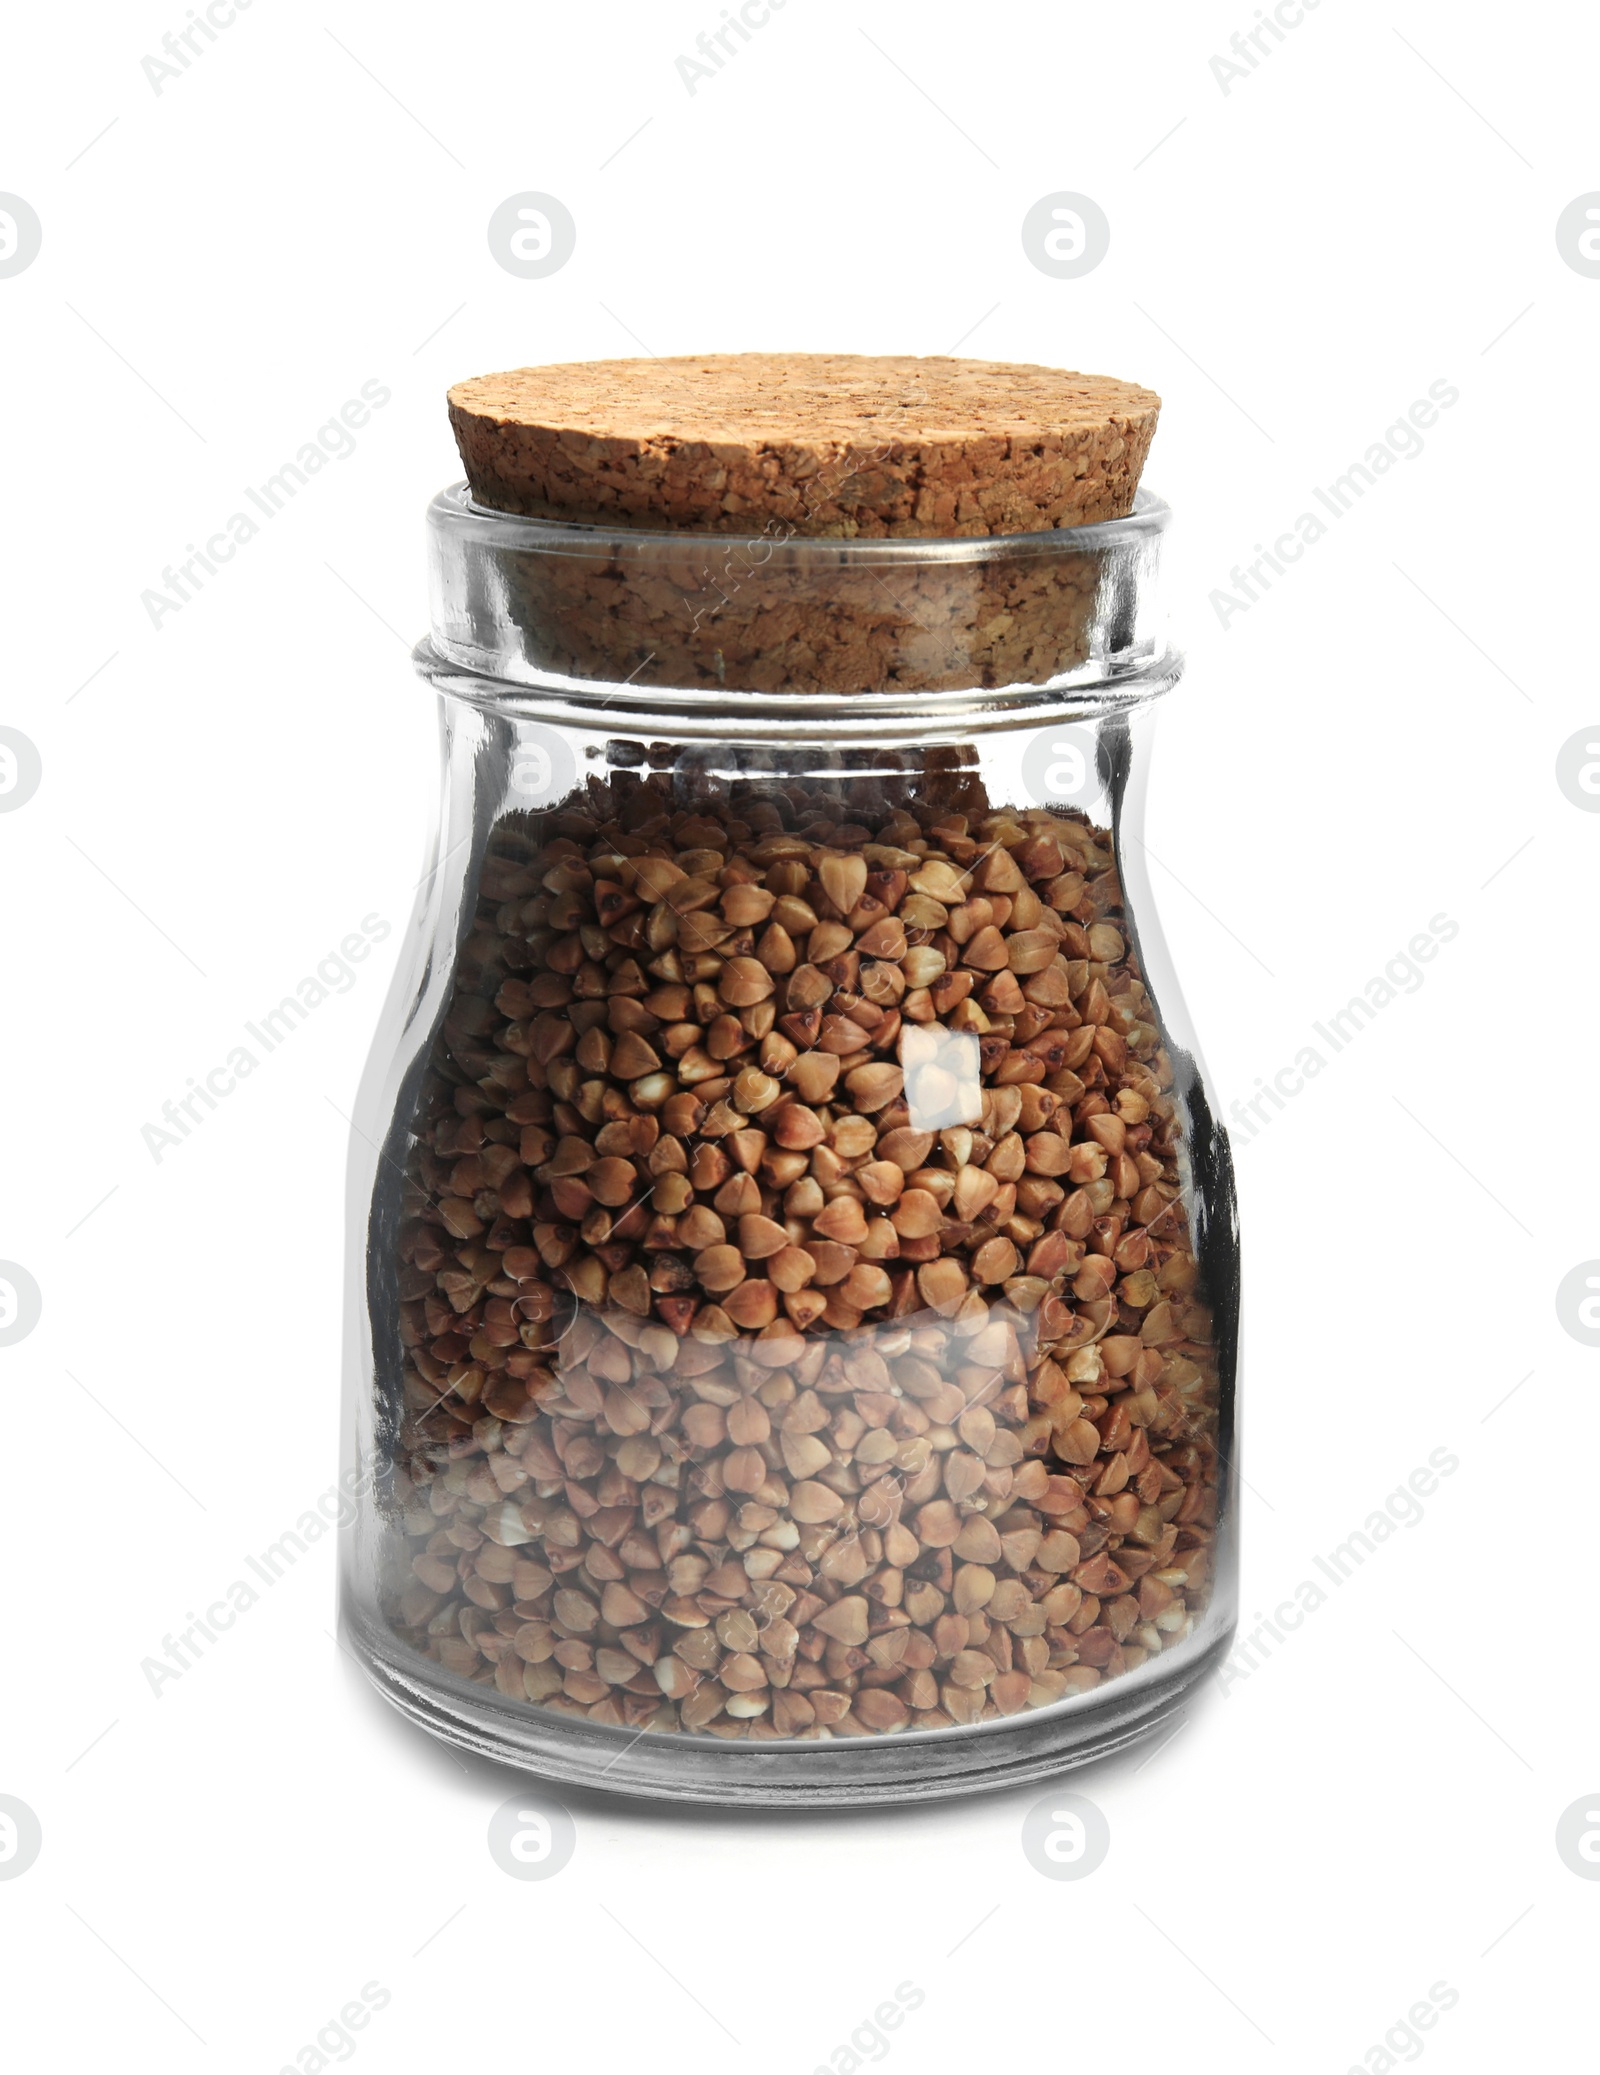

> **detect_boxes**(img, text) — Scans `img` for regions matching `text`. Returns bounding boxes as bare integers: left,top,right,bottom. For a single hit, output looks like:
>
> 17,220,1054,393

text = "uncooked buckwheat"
384,769,1220,1740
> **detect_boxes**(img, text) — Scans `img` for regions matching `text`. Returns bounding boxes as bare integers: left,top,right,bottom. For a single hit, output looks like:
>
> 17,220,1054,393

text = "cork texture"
448,354,1160,538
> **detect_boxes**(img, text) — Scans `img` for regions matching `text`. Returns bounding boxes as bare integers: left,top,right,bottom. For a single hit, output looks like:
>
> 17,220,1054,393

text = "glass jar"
339,483,1239,1805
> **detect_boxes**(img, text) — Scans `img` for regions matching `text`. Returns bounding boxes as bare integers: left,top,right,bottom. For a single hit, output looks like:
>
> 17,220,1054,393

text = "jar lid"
447,353,1161,539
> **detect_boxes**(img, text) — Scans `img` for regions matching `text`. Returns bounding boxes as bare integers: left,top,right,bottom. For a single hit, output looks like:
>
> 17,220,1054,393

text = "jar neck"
421,482,1176,725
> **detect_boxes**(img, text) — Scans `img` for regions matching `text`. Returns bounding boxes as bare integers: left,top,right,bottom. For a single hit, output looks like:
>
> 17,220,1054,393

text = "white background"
2,1,1595,2068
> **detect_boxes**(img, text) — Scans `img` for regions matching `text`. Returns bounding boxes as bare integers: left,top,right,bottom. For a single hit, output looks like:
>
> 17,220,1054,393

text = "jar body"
339,499,1239,1805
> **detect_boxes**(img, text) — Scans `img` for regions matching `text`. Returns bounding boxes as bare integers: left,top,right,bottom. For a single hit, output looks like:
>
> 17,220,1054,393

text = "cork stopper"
447,353,1160,539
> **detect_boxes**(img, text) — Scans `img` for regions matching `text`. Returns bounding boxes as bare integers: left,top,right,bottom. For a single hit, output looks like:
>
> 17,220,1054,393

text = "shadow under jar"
340,485,1240,1806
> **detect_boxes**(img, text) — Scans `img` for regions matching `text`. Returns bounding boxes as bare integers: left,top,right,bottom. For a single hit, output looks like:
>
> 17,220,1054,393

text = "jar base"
344,1605,1234,1808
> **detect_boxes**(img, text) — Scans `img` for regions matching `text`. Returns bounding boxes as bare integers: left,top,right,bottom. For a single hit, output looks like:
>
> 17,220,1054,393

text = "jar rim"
430,479,1172,563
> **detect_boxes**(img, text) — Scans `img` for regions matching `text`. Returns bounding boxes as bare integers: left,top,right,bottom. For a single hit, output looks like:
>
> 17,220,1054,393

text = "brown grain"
384,774,1221,1743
